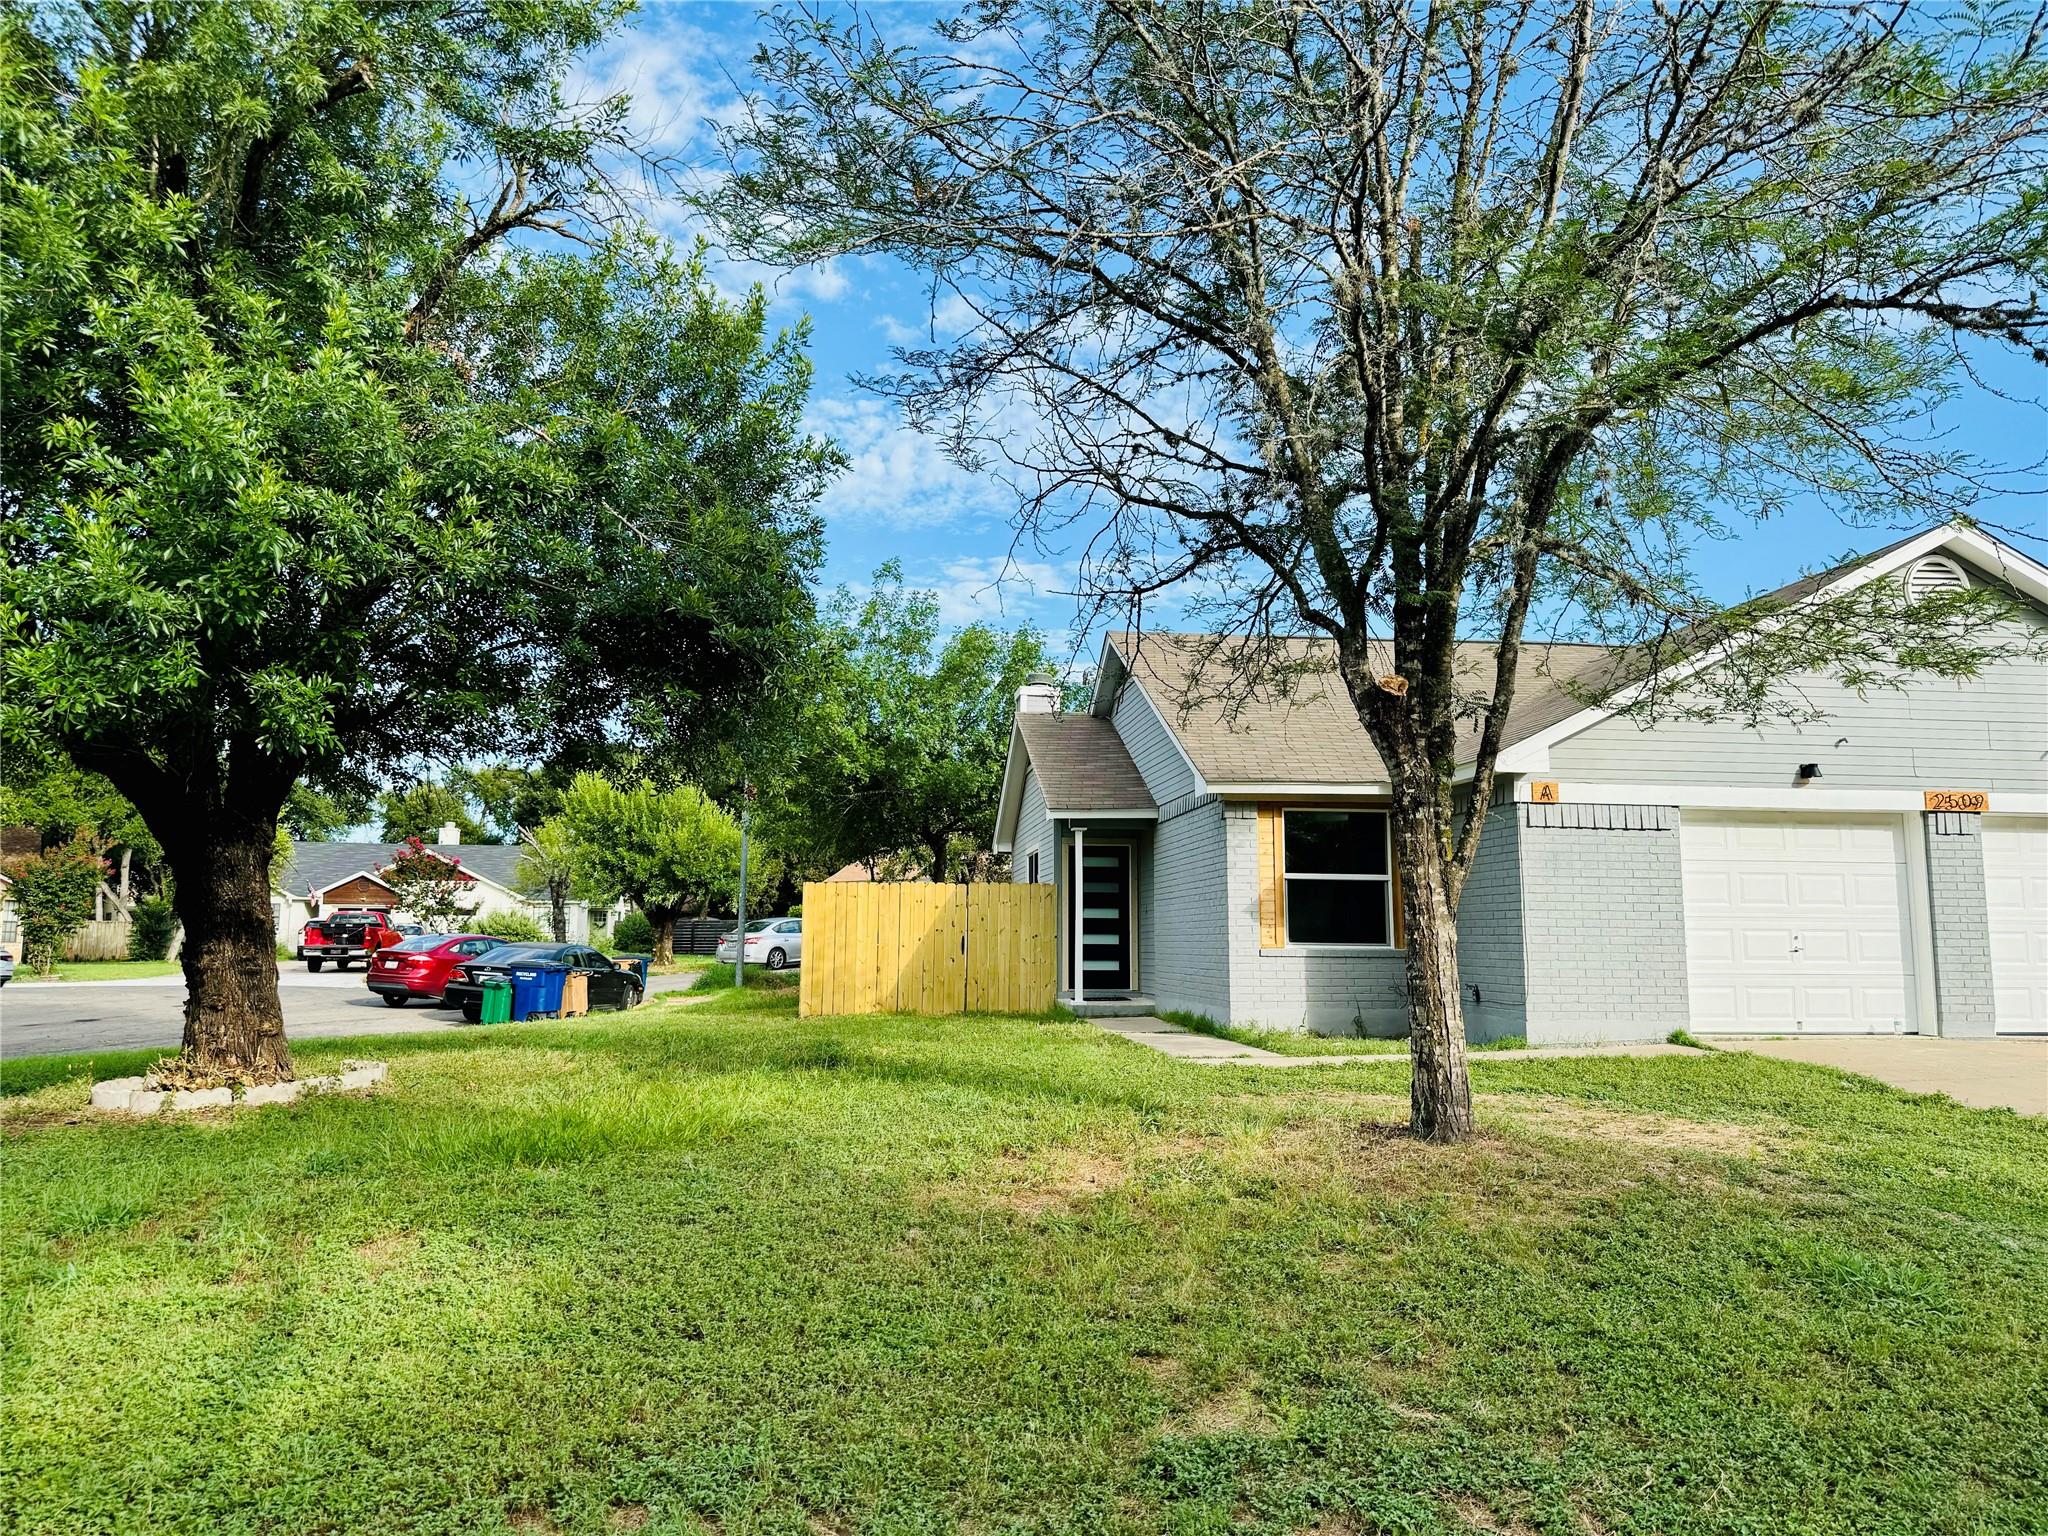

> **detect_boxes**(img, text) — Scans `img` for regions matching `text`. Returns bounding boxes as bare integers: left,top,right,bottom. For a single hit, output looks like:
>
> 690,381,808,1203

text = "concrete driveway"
1708,1035,2048,1116
0,964,706,1060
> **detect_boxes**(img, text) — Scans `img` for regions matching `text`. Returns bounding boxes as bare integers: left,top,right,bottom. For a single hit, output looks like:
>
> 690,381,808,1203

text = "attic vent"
1906,554,1968,601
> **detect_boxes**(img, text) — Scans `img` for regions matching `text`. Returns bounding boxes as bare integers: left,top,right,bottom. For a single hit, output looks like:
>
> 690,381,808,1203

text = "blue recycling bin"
609,953,651,988
508,963,568,1021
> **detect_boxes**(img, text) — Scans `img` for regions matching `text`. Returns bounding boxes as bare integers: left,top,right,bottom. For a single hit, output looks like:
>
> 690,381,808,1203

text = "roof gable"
275,841,531,899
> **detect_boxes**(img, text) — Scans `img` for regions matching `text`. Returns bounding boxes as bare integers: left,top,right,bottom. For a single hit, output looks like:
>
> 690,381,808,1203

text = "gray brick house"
992,527,2048,1045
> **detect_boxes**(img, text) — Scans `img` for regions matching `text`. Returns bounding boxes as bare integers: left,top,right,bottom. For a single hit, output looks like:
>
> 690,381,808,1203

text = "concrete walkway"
1707,1035,2048,1116
1092,1016,1704,1067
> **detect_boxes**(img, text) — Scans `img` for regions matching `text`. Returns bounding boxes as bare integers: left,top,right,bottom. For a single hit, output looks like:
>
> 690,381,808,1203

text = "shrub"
611,910,655,954
1,834,106,973
474,908,548,943
128,895,179,961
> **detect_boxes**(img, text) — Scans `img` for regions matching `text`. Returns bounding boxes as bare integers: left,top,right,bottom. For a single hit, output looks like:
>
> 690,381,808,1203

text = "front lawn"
4,958,182,984
2,990,2042,1536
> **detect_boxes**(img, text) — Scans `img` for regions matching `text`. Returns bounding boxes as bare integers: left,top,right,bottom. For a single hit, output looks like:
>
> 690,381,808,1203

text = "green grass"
686,963,803,996
3,989,2044,1536
5,958,182,984
1161,1009,1528,1056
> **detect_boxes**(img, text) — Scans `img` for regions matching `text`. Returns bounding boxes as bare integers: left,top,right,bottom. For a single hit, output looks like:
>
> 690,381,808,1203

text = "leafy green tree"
378,783,492,845
722,0,2048,1139
1,834,104,974
772,566,1053,882
455,765,569,844
282,782,374,842
0,742,160,906
515,820,584,943
547,774,765,963
1,4,829,1081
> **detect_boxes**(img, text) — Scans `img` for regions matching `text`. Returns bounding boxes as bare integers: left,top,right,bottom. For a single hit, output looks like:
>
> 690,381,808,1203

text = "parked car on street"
442,942,645,1022
716,918,803,970
364,933,505,1007
0,947,13,986
296,908,403,971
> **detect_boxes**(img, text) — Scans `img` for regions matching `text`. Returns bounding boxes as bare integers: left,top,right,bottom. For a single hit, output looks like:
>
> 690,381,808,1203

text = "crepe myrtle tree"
721,0,2048,1139
1,3,831,1083
382,838,477,934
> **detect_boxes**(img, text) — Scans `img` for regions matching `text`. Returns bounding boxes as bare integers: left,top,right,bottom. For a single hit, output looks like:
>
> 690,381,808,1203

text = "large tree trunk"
927,836,949,883
169,817,293,1083
651,909,677,965
1387,779,1475,1142
548,879,568,943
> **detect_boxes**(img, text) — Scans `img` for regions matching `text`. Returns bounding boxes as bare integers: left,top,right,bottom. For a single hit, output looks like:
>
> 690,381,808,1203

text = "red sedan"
365,933,505,1007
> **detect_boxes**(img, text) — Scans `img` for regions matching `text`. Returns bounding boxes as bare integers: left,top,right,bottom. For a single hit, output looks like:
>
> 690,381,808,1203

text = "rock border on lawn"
89,1060,388,1116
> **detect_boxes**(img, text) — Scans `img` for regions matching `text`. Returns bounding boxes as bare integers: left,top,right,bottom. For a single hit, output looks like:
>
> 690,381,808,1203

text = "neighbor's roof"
1104,633,1630,787
1015,712,1158,813
274,841,529,897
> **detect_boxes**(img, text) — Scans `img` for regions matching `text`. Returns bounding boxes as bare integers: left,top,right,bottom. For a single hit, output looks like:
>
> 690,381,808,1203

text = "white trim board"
1520,782,2048,815
1210,782,1391,798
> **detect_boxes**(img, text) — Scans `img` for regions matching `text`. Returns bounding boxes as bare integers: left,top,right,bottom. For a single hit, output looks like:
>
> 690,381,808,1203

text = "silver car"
715,918,803,970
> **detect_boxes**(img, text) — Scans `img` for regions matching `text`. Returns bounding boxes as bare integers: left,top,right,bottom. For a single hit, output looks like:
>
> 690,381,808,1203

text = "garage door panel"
1683,813,1917,1035
1793,872,1848,907
1737,870,1792,906
1983,818,2048,1035
1736,928,1792,964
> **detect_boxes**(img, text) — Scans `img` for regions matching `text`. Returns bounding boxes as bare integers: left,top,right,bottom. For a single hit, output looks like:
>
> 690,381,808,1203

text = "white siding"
1010,769,1053,886
1110,681,1201,802
1549,607,2048,793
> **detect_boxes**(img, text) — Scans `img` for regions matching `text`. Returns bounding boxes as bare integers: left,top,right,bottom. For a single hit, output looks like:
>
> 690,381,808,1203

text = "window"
1028,851,1040,884
1283,809,1393,946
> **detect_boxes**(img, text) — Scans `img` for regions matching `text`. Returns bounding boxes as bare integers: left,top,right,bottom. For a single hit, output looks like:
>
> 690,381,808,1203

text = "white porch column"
1069,823,1086,1004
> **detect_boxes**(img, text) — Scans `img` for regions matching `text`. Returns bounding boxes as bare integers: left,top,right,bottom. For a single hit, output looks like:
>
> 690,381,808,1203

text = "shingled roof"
1014,713,1158,812
1103,633,1632,787
273,841,532,898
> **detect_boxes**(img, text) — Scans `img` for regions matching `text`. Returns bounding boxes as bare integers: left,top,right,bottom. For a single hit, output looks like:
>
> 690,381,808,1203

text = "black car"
441,942,645,1022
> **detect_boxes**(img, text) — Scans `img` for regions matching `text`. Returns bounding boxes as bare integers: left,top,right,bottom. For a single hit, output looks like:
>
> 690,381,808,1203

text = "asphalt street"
0,963,706,1059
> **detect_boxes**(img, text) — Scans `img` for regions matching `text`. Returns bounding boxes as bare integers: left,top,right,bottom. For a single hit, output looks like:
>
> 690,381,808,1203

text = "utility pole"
733,781,754,990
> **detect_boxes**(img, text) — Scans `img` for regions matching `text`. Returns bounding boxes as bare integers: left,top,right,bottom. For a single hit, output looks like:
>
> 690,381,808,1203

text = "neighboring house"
993,525,2048,1045
271,823,608,943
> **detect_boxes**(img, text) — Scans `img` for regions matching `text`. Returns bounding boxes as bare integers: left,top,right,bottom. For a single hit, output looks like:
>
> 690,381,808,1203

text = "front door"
1067,841,1133,994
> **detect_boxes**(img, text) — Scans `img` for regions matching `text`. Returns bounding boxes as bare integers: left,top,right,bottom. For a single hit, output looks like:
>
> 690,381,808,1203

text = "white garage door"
1984,817,2048,1034
1682,814,1918,1034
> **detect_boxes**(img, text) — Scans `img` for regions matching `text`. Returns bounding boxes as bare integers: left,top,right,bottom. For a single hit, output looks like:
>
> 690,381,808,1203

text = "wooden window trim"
1261,804,1404,951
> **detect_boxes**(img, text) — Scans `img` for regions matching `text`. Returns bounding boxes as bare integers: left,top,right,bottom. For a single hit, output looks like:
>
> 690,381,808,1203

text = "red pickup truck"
297,908,402,972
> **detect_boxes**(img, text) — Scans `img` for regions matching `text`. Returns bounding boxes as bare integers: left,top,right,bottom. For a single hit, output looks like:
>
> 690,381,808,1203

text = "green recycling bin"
479,975,513,1025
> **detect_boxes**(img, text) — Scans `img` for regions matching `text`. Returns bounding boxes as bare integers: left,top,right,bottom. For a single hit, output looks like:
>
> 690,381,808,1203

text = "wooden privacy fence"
798,881,1056,1017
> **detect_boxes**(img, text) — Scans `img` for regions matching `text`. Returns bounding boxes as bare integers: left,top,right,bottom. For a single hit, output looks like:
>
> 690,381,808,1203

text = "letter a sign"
1530,780,1561,804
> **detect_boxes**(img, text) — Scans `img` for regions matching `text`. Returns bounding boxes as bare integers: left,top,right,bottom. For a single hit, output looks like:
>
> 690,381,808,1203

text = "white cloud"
807,394,1013,530
922,556,1069,624
784,261,850,304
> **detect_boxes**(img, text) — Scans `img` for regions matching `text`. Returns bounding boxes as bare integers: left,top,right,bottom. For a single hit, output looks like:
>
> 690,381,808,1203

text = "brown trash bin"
560,970,590,1018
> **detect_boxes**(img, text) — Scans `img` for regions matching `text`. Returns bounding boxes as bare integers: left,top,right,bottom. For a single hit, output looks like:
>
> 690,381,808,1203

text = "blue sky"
589,1,2048,656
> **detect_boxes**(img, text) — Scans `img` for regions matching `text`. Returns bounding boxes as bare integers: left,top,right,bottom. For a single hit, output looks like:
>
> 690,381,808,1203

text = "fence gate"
798,881,1055,1017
